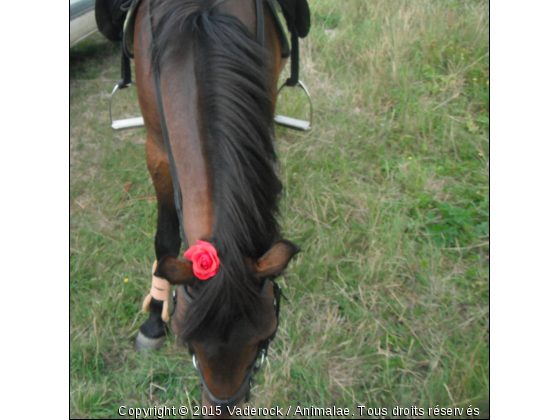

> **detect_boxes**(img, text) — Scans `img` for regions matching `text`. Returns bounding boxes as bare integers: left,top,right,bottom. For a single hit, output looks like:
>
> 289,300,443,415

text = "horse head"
156,240,299,412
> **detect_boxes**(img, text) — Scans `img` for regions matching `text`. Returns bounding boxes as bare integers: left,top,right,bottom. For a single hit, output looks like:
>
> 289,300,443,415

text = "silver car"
70,0,97,46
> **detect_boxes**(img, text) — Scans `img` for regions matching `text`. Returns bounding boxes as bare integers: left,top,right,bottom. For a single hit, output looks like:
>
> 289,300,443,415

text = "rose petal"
192,249,205,259
184,247,195,261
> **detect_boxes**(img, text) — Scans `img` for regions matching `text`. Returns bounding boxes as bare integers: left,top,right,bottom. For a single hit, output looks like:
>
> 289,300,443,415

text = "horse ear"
155,256,196,285
253,240,300,278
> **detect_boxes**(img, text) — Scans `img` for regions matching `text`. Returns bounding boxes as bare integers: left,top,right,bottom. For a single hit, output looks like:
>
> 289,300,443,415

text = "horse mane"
150,0,282,341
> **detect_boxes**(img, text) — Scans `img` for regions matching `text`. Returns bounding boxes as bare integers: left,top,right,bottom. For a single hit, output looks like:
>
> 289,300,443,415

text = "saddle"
95,0,128,42
96,0,308,56
96,0,312,131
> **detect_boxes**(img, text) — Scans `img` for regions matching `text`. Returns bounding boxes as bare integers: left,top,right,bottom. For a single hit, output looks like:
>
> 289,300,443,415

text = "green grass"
70,0,489,418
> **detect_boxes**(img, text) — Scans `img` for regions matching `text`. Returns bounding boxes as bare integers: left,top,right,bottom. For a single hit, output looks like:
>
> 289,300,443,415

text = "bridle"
176,277,284,408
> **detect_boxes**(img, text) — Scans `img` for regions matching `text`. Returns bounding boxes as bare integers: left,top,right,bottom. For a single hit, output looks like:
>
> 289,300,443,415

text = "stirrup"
274,80,313,131
110,83,145,130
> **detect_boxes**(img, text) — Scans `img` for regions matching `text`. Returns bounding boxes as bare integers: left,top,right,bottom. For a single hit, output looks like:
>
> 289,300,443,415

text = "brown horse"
133,0,299,414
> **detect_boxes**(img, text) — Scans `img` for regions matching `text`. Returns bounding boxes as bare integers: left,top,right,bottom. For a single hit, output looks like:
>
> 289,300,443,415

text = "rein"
146,0,189,248
147,0,283,407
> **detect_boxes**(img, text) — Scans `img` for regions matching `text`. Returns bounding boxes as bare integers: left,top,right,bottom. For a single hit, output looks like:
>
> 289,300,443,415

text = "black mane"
151,0,282,340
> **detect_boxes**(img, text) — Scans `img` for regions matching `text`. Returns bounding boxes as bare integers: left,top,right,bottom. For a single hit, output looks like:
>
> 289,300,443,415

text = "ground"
70,0,489,418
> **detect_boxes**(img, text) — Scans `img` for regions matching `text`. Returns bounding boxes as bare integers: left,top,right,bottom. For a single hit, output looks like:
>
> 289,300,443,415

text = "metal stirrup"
274,79,313,131
109,83,145,130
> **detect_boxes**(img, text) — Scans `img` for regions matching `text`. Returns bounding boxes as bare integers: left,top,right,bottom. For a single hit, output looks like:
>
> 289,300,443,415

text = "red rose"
184,240,220,280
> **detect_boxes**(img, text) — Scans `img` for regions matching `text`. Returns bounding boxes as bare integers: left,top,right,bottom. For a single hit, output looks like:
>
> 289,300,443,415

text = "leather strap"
255,0,264,46
147,0,189,248
286,30,299,87
118,50,132,88
117,0,141,89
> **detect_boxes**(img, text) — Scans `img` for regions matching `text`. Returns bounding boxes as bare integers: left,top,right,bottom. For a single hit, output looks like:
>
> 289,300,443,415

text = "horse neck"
142,0,284,258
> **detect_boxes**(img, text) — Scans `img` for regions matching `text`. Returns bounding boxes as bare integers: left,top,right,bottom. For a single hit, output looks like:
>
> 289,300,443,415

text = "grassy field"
70,0,489,418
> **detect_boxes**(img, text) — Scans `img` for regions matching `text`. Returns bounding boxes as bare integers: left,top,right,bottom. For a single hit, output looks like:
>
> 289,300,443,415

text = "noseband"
178,278,283,408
